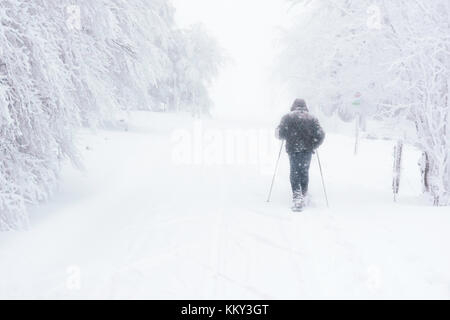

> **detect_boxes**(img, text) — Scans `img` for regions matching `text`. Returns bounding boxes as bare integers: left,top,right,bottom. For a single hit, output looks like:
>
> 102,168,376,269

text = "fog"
173,0,293,120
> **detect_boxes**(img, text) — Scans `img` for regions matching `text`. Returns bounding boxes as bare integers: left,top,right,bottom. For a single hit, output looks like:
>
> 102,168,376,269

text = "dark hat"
291,99,308,112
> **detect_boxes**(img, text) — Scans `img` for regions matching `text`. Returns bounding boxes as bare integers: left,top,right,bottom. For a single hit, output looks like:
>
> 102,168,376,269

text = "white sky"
173,0,293,120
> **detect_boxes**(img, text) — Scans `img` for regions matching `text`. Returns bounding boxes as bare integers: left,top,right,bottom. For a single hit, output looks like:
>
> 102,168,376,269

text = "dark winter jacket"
277,99,325,153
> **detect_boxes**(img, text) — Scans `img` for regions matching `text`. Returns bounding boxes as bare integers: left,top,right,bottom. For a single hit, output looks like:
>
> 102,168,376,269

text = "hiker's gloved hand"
275,127,281,140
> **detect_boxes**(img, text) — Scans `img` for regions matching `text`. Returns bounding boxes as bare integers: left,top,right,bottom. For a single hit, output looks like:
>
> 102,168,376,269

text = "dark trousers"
288,151,313,198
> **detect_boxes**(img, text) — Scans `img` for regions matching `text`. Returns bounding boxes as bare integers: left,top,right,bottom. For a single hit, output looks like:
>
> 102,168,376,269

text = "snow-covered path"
1,112,449,299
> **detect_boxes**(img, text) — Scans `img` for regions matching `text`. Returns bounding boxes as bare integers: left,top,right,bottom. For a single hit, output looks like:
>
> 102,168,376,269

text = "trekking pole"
316,151,330,208
267,141,284,203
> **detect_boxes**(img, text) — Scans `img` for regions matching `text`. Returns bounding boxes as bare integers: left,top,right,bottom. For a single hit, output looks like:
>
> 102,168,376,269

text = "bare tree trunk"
393,140,403,202
420,152,431,194
354,114,360,156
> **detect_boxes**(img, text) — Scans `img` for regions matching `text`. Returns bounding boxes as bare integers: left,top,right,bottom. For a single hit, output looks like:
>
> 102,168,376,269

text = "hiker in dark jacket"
276,99,325,210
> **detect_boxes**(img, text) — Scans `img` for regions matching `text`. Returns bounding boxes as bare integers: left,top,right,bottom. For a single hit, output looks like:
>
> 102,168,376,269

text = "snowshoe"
291,196,306,212
291,204,304,213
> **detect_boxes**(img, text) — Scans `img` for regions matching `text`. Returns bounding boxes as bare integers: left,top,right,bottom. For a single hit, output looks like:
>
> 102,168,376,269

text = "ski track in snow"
0,112,449,299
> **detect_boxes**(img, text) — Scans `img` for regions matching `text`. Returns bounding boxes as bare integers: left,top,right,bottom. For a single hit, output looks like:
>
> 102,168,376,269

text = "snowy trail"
1,112,449,299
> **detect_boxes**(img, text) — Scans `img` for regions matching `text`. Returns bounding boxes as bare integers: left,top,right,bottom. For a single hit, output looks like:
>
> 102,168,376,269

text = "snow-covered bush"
278,0,450,205
0,0,222,230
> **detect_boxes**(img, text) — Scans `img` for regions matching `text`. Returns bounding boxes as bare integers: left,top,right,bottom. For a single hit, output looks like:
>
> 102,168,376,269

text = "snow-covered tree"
149,23,223,115
0,0,222,230
0,0,79,230
278,0,449,205
173,24,223,116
